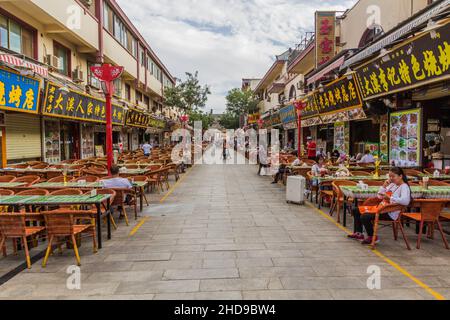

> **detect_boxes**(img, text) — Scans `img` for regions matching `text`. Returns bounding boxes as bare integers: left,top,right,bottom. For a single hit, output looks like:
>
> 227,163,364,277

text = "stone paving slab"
0,155,450,300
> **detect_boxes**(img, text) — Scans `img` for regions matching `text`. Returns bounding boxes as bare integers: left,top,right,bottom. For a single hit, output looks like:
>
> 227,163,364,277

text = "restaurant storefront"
0,67,42,165
125,108,153,150
353,18,450,167
299,74,366,157
41,81,126,162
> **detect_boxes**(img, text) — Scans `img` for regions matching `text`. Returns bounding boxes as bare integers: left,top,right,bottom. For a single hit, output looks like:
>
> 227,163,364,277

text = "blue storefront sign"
279,105,297,127
0,68,41,114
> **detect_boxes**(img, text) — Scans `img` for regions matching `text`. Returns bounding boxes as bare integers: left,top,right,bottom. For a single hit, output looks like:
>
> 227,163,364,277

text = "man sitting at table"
358,150,375,164
101,165,134,207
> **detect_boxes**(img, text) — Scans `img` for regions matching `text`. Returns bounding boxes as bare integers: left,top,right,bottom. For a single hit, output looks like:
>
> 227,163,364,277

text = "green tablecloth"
0,182,27,188
0,194,111,205
33,181,147,189
341,186,450,200
418,174,450,180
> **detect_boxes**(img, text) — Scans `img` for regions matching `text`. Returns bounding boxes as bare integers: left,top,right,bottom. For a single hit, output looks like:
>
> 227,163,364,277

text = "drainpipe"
96,0,104,64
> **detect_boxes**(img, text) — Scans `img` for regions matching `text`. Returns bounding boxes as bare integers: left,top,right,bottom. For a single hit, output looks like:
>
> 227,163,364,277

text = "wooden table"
0,168,79,178
0,194,112,249
418,174,450,181
31,181,148,213
0,182,27,188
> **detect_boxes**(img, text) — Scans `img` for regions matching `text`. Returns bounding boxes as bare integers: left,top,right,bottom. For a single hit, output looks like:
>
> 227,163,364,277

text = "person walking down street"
142,141,153,157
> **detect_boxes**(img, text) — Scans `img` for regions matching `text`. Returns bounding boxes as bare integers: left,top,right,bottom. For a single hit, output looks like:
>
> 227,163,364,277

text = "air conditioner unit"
72,68,84,83
46,55,62,70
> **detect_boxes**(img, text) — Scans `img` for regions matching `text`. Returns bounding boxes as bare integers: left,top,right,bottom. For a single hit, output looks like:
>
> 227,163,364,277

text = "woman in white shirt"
349,167,411,245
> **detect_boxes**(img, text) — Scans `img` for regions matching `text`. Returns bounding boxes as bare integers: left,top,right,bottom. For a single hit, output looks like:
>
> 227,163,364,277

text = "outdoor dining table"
31,181,149,212
0,194,112,249
339,185,450,227
0,182,27,188
417,173,450,181
0,167,79,178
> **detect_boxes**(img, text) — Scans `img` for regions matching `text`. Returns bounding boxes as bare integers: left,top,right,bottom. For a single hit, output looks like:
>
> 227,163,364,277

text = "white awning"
0,54,48,77
306,56,345,85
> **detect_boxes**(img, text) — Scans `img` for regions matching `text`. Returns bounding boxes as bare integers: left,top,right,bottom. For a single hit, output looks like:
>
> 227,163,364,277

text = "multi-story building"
249,0,437,152
0,0,180,165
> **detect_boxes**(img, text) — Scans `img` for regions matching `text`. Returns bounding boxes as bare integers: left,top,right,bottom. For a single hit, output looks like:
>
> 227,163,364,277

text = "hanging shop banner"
313,75,363,116
43,82,125,125
269,111,282,128
279,105,297,125
301,116,322,128
320,107,367,124
315,11,336,68
355,20,450,101
248,113,260,124
148,117,166,129
125,108,152,128
390,108,421,167
0,68,41,114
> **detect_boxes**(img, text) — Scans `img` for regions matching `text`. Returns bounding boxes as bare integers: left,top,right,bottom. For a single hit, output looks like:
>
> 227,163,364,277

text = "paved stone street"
1,159,450,300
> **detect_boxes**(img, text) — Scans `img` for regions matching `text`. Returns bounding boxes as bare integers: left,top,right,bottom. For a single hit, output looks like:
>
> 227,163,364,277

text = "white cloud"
116,0,356,113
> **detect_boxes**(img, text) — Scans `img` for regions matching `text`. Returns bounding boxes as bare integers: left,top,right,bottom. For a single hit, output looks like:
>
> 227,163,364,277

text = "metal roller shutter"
5,113,41,161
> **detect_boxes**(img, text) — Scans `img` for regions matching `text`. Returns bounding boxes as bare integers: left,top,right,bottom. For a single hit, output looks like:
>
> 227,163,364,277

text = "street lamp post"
90,63,124,175
294,100,306,159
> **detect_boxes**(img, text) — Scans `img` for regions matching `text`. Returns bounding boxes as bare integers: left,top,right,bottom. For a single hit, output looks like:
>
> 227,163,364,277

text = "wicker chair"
0,213,45,268
403,199,449,250
350,171,372,176
14,175,41,186
362,198,410,250
47,176,74,183
41,210,97,267
330,181,357,223
0,175,17,183
75,176,100,183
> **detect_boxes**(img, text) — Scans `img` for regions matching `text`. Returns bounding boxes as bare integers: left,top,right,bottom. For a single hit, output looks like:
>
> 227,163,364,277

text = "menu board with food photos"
379,114,389,162
390,109,421,167
334,122,349,155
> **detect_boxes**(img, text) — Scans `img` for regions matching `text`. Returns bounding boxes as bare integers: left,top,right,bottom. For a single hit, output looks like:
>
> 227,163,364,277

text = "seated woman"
311,156,328,177
348,167,411,244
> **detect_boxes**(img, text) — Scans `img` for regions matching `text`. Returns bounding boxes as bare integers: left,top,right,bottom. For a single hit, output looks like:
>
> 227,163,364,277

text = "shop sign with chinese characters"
279,105,297,126
0,68,40,114
299,93,318,118
43,82,125,125
315,11,336,68
126,108,152,128
148,117,166,129
247,113,260,125
313,75,363,115
355,20,450,100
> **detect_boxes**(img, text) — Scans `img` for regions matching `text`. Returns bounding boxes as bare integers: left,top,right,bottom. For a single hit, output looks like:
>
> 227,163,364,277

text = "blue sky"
117,0,357,114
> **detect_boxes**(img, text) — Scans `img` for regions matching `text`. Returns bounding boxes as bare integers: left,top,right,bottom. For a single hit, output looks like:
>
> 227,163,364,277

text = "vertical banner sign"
315,11,336,68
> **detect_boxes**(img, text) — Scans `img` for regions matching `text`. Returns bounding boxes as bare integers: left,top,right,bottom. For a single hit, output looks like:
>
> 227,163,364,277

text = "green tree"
165,71,211,114
225,88,259,117
219,111,240,129
188,108,214,129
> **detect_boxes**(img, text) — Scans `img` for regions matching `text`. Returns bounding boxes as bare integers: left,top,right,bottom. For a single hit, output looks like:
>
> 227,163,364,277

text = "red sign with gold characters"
247,113,260,125
315,11,336,68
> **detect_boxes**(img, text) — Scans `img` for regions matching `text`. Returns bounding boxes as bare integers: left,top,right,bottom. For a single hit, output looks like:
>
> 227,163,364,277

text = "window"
53,41,70,76
87,62,101,89
105,4,137,57
125,84,131,101
144,95,150,109
113,78,121,97
0,13,34,58
140,47,145,66
136,91,142,103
